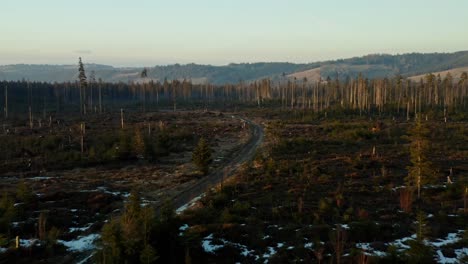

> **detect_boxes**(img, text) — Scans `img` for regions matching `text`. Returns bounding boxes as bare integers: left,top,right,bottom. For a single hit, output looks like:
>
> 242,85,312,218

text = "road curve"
156,115,264,212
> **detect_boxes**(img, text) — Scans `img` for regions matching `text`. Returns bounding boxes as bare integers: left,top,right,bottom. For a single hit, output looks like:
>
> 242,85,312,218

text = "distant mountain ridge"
1,51,468,84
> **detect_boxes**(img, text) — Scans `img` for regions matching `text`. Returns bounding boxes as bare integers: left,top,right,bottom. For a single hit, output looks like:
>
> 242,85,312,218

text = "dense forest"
1,69,467,120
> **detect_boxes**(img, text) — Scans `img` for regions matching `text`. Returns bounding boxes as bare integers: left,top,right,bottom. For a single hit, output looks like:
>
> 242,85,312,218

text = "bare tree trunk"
98,82,102,114
120,108,124,129
79,83,83,115
4,86,7,119
464,186,467,213
29,106,33,129
80,122,85,154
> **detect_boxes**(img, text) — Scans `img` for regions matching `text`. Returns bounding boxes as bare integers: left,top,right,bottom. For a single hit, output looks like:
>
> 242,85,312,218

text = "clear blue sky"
1,0,467,66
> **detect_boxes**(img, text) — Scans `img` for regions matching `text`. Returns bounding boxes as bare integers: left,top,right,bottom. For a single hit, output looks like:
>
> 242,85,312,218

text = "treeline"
1,71,467,120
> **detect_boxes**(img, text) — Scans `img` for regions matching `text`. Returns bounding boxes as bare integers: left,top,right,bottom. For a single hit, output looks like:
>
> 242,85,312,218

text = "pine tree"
192,137,212,175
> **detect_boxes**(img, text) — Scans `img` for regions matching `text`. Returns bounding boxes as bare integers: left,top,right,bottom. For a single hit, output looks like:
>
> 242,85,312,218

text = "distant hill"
1,51,468,84
408,66,468,82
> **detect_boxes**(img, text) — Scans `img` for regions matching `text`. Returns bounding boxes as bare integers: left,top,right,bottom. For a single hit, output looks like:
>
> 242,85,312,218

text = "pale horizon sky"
1,0,468,67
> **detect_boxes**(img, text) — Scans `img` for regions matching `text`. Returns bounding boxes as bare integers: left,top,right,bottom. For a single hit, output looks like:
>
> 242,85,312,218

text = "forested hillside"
1,51,468,84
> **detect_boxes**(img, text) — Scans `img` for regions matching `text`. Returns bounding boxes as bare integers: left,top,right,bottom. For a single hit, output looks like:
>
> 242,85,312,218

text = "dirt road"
156,116,264,212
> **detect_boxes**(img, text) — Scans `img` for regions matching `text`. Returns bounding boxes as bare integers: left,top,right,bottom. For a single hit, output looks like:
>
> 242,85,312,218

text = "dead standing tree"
3,85,7,119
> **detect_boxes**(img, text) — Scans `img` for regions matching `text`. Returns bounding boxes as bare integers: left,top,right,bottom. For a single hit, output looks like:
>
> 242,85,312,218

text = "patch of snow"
29,176,53,180
455,248,468,260
69,223,93,233
341,224,350,230
356,242,371,251
96,186,121,196
11,221,23,227
287,246,294,250
436,250,458,264
201,234,224,253
0,247,7,253
20,238,40,248
70,209,78,212
427,214,434,218
392,186,406,191
239,246,255,257
176,194,204,214
304,242,313,249
263,235,270,240
277,242,284,248
58,234,100,252
221,239,255,257
262,246,277,260
179,224,189,236
387,234,416,251
355,242,388,257
431,230,464,248
80,187,128,197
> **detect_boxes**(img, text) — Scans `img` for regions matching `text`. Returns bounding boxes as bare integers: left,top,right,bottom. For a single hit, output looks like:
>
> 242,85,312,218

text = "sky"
1,0,468,66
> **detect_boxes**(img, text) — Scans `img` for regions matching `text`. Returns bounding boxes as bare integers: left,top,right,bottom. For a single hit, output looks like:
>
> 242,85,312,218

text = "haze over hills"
1,51,468,84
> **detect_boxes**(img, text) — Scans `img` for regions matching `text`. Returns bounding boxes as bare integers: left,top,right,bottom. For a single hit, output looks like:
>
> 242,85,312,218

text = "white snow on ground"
58,234,100,252
355,243,388,257
455,248,468,261
80,187,129,197
277,242,284,248
431,230,467,263
262,247,276,261
223,240,255,257
0,248,7,253
391,186,406,191
341,224,350,230
179,224,189,231
29,176,53,180
384,230,467,261
388,234,416,250
201,233,257,257
69,223,93,233
436,248,468,264
201,234,224,253
179,224,189,236
436,250,458,264
431,230,464,247
11,221,23,227
20,238,39,247
304,242,313,249
176,194,205,214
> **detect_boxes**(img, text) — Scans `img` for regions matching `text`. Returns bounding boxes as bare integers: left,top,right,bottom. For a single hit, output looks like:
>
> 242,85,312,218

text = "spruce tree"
78,57,87,115
406,117,434,199
192,137,212,175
